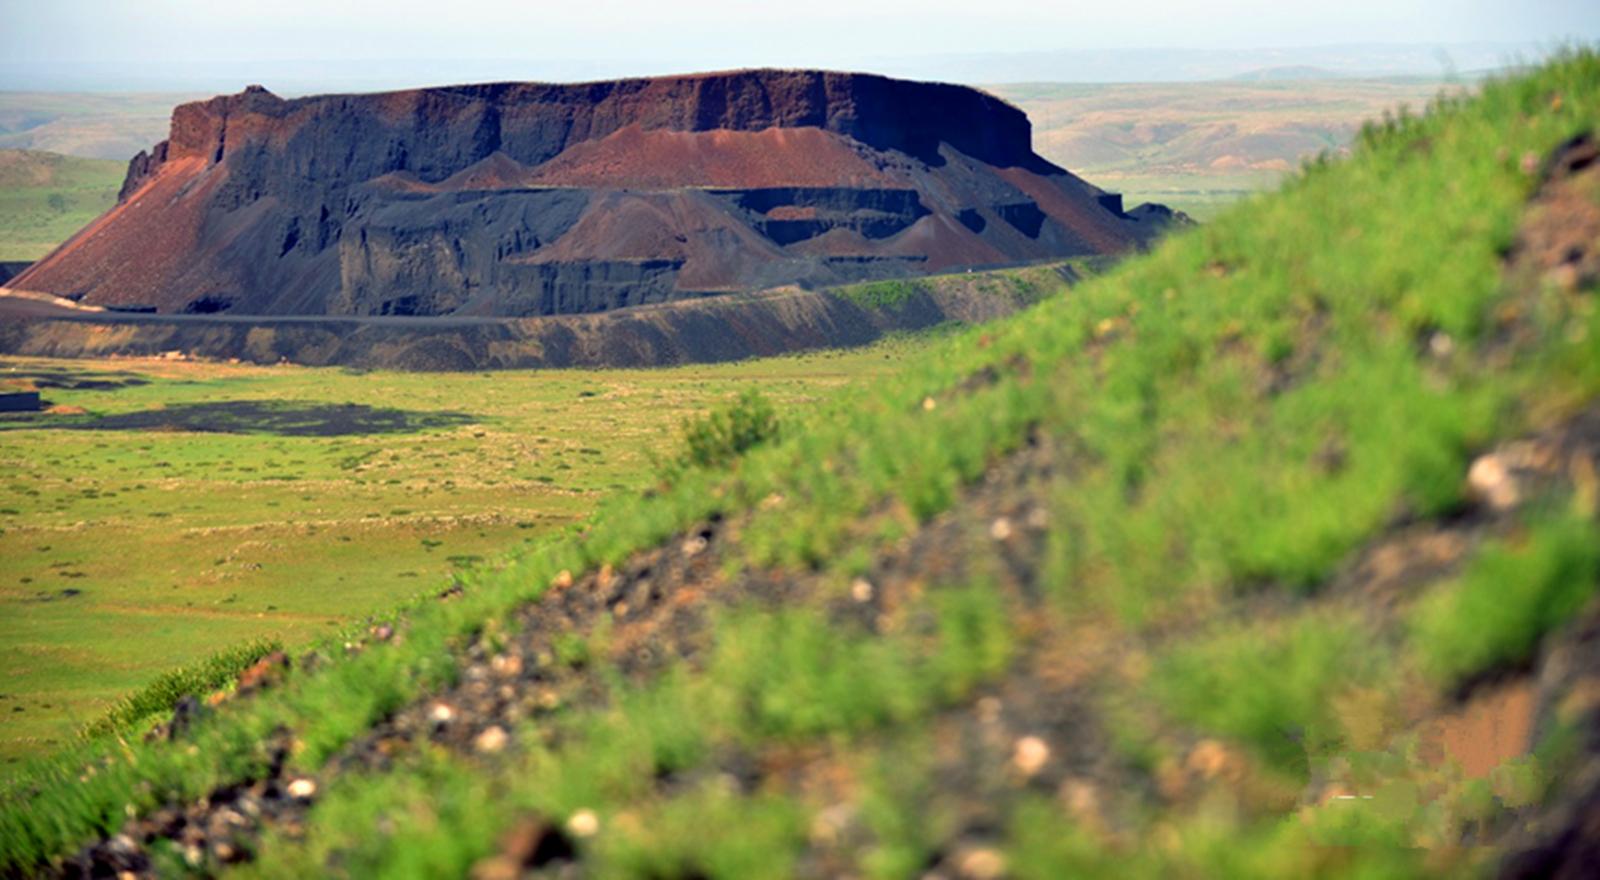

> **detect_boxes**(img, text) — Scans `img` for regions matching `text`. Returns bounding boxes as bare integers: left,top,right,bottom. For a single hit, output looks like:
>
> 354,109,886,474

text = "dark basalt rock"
0,261,32,286
13,70,1183,317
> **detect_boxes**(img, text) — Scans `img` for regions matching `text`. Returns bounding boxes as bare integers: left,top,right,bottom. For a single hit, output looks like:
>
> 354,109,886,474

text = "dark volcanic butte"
12,70,1179,317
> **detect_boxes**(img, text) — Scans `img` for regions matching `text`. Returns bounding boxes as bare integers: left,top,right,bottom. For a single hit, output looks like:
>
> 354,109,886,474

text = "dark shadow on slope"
0,400,475,437
1,368,152,392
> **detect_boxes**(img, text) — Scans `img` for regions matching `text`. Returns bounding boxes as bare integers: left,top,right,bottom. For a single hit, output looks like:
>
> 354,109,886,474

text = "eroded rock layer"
13,70,1178,316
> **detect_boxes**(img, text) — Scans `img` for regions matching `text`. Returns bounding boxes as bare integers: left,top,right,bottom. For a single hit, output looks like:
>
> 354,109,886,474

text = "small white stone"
989,517,1014,541
428,702,456,724
1468,453,1520,510
566,808,600,837
473,725,509,754
1013,735,1051,777
1428,332,1455,357
490,653,523,678
681,536,708,557
850,578,874,603
286,778,317,800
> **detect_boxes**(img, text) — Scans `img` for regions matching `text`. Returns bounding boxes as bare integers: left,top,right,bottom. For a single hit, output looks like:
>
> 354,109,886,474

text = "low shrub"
664,389,781,476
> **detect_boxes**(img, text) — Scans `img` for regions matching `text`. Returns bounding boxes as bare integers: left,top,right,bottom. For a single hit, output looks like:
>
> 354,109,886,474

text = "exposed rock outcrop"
13,71,1181,317
0,261,32,286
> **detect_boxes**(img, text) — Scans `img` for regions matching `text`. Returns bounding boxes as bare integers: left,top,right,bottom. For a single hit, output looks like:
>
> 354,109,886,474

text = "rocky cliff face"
14,70,1180,316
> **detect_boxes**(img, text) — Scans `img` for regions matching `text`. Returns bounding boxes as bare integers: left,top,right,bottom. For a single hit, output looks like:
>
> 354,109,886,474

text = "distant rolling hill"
0,92,198,160
0,149,123,262
1227,65,1344,81
992,77,1459,219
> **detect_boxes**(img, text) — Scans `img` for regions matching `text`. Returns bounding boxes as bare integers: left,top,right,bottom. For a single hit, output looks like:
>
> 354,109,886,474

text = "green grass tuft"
835,278,933,309
1412,512,1600,688
1147,613,1383,774
81,638,283,739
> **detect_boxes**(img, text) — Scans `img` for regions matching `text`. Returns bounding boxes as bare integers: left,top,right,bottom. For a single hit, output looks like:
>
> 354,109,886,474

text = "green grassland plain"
0,344,918,763
0,149,123,261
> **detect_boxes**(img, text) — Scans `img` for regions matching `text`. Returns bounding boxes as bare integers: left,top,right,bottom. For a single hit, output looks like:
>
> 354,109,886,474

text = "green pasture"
0,343,922,762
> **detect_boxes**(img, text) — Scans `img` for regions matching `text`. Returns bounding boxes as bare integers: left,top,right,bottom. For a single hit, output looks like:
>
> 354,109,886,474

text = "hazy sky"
2,0,1596,89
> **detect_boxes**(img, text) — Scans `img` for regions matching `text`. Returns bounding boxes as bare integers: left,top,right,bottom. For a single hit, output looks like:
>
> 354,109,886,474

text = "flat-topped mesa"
19,70,1182,317
123,73,1037,196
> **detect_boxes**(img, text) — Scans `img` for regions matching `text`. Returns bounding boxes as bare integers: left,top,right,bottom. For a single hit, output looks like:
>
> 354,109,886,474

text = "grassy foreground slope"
0,149,123,261
5,53,1600,876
